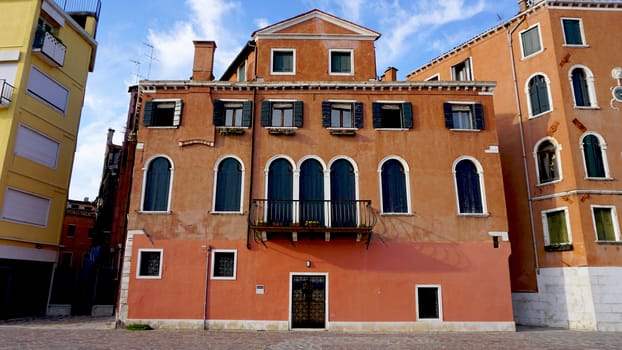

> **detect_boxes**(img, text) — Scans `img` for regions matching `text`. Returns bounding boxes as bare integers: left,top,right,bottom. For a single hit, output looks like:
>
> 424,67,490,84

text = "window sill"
449,128,481,132
574,106,600,110
563,44,589,48
210,211,245,215
544,243,573,252
146,126,179,129
380,212,413,216
329,72,354,76
536,179,562,187
138,211,171,215
595,240,622,245
328,128,357,136
457,213,490,218
136,275,163,280
211,276,237,281
528,110,553,119
267,127,297,135
375,128,410,131
585,177,613,181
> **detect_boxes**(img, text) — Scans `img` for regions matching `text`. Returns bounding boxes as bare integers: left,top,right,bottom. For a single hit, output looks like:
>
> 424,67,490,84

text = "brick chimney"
192,41,217,81
380,67,398,82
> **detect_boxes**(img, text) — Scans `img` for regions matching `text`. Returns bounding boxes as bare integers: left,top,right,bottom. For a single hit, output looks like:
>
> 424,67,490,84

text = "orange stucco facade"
118,9,514,331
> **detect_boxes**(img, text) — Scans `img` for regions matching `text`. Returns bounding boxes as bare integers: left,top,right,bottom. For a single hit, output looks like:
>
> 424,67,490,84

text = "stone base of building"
121,319,515,332
512,267,622,331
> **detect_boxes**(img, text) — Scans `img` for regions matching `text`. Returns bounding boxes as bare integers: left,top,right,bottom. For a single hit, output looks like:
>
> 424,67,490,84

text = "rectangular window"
416,285,442,320
271,49,295,74
542,208,573,250
451,58,472,81
67,224,76,237
14,124,60,169
143,99,183,127
329,50,353,74
225,103,243,127
593,206,620,242
272,102,294,127
372,102,413,129
322,101,363,129
26,65,69,113
562,18,585,46
237,61,246,82
213,100,253,128
1,188,50,227
136,249,163,279
211,250,237,280
520,24,543,58
443,103,484,130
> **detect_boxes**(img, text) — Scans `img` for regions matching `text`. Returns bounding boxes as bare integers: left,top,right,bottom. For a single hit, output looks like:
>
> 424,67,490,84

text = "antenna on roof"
129,59,142,84
143,42,158,80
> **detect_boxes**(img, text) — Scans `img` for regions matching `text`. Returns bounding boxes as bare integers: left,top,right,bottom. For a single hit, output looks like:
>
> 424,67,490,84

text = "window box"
329,128,356,136
305,220,320,227
544,243,573,252
268,127,297,135
218,127,245,135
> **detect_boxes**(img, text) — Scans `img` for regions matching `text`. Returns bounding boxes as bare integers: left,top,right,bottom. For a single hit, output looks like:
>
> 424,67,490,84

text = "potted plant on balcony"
305,220,320,227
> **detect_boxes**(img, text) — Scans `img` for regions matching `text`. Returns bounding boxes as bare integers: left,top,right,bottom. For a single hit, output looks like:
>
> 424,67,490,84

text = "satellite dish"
612,67,622,80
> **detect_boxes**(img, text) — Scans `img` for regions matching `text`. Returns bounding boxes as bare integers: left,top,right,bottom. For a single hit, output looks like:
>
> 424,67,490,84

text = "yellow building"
0,0,99,319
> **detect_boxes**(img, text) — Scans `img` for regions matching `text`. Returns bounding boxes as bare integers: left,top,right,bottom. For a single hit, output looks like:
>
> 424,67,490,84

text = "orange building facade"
117,10,514,331
408,0,622,331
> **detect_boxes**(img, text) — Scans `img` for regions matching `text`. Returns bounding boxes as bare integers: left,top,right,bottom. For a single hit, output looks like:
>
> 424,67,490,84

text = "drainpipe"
507,15,540,275
203,244,211,330
247,41,258,250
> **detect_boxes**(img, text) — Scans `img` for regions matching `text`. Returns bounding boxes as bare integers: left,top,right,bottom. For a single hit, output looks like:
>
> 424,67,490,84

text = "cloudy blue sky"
69,0,520,200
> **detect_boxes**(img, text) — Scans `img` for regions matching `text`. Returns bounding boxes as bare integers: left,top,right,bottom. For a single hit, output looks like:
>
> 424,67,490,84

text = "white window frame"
237,60,246,82
14,123,60,169
533,137,563,186
139,155,174,213
270,48,296,75
211,155,245,214
541,207,572,246
525,72,553,118
579,132,610,180
519,23,544,59
568,65,598,109
424,73,440,81
416,284,443,321
136,248,163,279
145,98,183,128
211,249,238,280
591,205,621,242
452,156,488,216
377,156,412,215
450,57,472,81
328,49,354,76
561,17,587,47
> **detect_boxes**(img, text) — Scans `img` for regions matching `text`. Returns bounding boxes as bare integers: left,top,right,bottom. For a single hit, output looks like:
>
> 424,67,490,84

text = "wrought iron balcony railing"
33,30,66,67
249,199,377,245
0,80,15,108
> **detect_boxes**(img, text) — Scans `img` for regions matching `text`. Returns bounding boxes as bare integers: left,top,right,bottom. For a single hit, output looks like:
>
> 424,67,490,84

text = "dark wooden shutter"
143,101,153,126
261,101,271,127
402,102,413,129
242,101,253,127
354,102,363,128
172,99,183,126
474,103,484,130
372,102,382,128
321,101,331,127
443,103,453,129
213,100,224,126
293,101,303,127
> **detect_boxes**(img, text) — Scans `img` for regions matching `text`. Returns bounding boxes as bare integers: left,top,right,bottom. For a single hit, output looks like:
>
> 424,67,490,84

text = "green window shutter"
547,211,568,244
372,102,382,128
402,102,413,129
321,101,331,127
594,208,615,241
143,101,154,126
213,100,224,126
563,19,582,45
354,102,363,128
261,101,271,127
242,101,253,127
443,103,453,129
293,101,303,127
474,104,484,130
173,99,183,126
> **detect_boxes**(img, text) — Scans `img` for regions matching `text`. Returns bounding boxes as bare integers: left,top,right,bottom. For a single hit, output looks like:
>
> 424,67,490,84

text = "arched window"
581,133,607,178
454,158,485,214
330,159,356,227
142,156,172,211
380,158,409,214
527,74,551,117
535,139,560,184
569,66,597,108
299,158,325,224
267,158,293,224
213,157,243,212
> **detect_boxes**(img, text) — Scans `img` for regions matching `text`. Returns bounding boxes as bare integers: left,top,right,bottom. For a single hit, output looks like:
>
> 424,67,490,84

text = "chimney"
106,128,115,145
380,67,398,82
192,41,217,81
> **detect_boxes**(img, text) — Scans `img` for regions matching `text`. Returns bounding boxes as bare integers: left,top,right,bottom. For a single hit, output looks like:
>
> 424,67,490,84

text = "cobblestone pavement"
1,317,622,349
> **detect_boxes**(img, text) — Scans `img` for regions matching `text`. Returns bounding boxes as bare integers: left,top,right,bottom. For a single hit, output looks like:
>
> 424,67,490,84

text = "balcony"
0,80,15,108
54,0,102,20
249,199,377,247
33,30,66,67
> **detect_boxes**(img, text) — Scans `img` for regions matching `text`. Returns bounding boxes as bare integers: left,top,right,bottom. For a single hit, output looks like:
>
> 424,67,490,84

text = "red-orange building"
408,0,622,331
117,10,513,331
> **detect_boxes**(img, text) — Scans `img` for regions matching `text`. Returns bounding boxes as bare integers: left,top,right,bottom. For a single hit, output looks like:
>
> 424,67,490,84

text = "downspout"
247,41,258,250
203,244,211,330
507,15,540,275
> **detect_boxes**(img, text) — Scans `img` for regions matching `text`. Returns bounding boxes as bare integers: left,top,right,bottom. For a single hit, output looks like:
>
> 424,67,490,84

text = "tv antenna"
143,42,158,80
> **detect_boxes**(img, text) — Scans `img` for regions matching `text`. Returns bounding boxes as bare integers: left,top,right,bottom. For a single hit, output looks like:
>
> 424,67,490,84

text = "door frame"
288,272,329,330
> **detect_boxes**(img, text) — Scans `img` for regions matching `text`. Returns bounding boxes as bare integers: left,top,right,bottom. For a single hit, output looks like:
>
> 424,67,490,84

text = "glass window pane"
547,211,569,244
521,26,541,57
594,208,616,241
563,19,583,45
